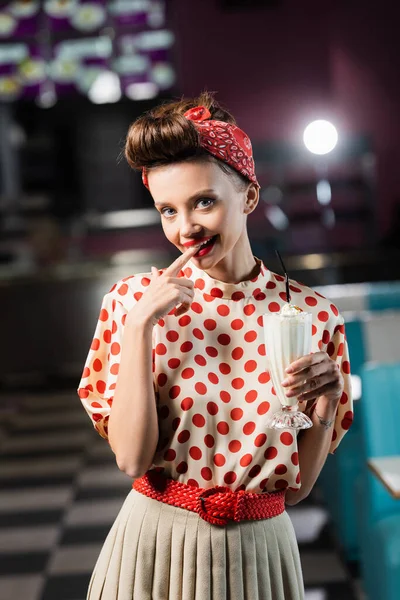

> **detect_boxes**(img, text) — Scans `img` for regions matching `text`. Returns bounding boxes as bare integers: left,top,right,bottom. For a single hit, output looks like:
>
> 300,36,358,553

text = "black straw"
275,250,291,303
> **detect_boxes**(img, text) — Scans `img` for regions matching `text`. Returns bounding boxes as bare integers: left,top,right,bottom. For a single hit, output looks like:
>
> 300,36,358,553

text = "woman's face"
148,159,256,269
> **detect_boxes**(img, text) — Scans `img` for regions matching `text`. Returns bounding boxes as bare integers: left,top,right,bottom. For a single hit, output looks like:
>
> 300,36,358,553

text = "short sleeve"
77,276,155,441
304,311,353,453
326,315,353,453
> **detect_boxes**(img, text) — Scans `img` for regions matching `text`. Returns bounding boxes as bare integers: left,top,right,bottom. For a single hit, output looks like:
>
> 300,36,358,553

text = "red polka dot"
118,283,130,295
258,344,266,356
191,302,203,313
327,342,335,357
214,454,226,466
231,319,244,330
195,278,204,290
322,330,330,344
275,464,287,475
195,382,207,395
164,449,176,461
244,331,257,342
204,319,217,330
296,472,301,484
275,274,285,282
194,355,207,366
291,452,299,466
210,287,223,298
193,414,205,427
181,397,193,410
103,330,111,343
255,433,267,447
305,296,318,307
141,277,151,287
206,346,218,357
243,422,256,434
208,372,219,384
134,292,143,301
342,360,350,374
265,446,278,460
207,402,219,415
232,347,244,360
232,291,245,301
158,373,167,387
290,285,302,293
318,311,329,323
330,304,339,316
182,368,194,379
340,391,348,405
231,408,243,420
92,412,103,422
169,386,181,399
257,316,263,327
342,410,353,430
229,440,242,452
218,333,231,345
266,281,276,289
245,390,258,403
217,422,230,435
91,338,100,351
156,343,167,355
220,390,231,403
268,302,280,313
176,462,188,474
280,432,294,445
93,359,102,372
110,363,119,375
193,328,204,340
258,401,270,415
312,324,317,336
337,343,344,357
232,378,244,389
168,358,181,369
219,363,231,375
240,454,253,467
279,292,288,302
99,308,109,321
244,304,256,316
275,479,288,489
178,430,190,443
79,386,91,400
217,305,230,316
178,315,191,327
110,342,120,356
244,360,257,372
258,371,270,384
181,341,193,352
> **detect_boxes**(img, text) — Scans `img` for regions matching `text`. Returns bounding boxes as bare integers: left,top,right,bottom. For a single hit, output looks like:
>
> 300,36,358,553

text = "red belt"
132,470,286,526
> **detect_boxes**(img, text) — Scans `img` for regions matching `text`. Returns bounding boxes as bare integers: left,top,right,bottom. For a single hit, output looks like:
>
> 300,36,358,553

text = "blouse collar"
180,256,274,300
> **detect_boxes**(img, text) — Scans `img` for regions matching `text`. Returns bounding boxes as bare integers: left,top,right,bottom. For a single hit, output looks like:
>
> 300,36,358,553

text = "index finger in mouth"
164,243,201,277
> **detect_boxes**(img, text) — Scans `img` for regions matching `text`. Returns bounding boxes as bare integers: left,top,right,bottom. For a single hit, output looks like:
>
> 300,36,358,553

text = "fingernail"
285,366,293,374
281,378,290,387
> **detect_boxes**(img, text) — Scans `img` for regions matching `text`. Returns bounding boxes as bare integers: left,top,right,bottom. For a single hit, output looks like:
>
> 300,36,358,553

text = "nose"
178,212,203,238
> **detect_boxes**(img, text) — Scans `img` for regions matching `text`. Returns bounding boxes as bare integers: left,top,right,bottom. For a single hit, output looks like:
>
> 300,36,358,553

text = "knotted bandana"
141,105,260,189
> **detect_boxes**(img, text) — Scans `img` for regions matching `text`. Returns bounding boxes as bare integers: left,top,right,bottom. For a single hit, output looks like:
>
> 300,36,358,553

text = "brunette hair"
124,91,249,190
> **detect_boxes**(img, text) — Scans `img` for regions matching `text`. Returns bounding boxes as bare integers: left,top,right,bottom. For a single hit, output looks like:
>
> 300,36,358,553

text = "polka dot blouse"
77,257,353,493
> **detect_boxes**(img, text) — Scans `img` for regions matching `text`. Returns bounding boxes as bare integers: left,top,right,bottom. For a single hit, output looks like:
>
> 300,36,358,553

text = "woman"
77,91,353,600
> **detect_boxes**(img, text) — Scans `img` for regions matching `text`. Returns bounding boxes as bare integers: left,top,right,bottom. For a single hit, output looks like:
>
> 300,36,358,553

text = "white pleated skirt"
87,487,304,600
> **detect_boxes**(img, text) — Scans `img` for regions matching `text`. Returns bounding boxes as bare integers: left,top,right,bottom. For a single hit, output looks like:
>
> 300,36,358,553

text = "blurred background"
1,1,400,599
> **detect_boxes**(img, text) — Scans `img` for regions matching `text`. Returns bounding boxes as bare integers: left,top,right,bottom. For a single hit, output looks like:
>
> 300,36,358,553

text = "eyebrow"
153,189,217,208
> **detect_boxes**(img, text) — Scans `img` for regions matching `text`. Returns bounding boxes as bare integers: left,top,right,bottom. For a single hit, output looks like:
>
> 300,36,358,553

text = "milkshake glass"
263,305,313,430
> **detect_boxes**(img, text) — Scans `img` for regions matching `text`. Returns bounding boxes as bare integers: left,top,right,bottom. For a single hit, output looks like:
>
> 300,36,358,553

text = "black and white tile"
0,387,363,600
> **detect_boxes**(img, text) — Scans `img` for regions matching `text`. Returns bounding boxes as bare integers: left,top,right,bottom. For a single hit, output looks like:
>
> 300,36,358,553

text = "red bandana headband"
141,105,260,189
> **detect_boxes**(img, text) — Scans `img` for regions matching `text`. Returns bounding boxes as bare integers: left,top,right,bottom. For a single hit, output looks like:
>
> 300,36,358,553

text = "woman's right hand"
127,243,201,327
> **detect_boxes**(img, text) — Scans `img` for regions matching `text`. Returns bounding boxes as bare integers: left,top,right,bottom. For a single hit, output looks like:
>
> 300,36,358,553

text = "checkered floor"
0,387,363,600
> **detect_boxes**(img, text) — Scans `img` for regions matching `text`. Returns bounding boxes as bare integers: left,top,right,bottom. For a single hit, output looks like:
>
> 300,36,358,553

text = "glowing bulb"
303,120,338,155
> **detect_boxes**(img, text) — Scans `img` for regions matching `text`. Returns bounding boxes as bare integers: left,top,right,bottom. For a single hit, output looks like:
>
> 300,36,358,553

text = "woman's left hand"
281,352,344,406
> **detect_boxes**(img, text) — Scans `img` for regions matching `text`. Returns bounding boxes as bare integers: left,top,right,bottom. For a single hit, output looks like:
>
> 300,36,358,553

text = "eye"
160,198,215,218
